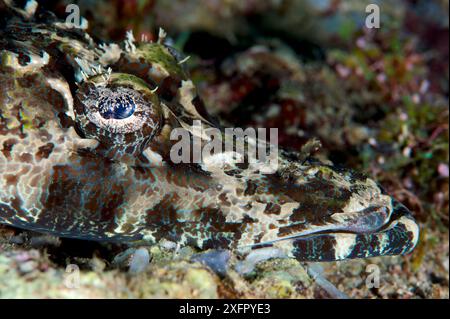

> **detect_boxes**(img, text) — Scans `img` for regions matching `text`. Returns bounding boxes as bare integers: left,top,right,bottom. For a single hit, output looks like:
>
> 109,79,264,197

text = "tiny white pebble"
438,163,449,178
368,138,377,146
402,147,412,157
399,112,408,121
129,247,150,274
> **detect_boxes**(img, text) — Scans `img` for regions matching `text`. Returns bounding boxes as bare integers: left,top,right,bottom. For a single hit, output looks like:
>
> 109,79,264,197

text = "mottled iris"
98,94,136,120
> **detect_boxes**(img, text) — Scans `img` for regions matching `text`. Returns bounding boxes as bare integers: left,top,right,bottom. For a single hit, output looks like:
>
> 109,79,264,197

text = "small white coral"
157,28,167,44
124,30,137,53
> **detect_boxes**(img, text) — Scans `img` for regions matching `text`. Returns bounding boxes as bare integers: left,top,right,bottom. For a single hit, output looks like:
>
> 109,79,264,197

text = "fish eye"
74,73,163,155
81,86,150,134
98,92,136,120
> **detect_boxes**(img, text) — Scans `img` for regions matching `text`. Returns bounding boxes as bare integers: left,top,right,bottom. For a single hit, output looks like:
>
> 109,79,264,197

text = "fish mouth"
293,203,396,240
324,199,416,236
259,198,420,261
305,198,416,238
250,196,418,248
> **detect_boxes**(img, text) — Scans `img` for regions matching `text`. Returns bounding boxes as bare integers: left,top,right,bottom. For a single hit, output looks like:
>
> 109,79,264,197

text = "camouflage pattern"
0,0,419,261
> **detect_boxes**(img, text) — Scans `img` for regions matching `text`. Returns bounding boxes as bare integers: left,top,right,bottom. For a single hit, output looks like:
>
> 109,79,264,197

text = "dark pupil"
99,95,136,120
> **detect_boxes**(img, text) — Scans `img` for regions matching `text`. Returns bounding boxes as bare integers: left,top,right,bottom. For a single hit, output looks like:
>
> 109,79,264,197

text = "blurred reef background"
0,0,448,298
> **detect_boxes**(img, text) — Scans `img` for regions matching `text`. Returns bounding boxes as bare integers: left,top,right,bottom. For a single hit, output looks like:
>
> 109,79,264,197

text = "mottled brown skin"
0,1,419,262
